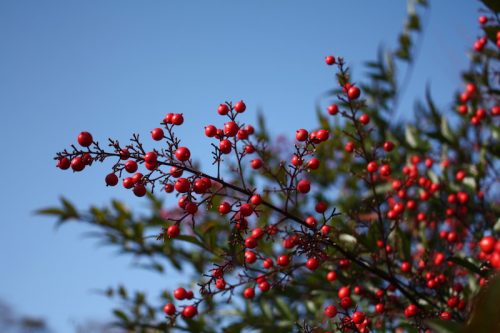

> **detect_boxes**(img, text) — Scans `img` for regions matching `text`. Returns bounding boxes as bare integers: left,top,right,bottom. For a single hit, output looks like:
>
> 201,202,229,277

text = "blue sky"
0,1,479,332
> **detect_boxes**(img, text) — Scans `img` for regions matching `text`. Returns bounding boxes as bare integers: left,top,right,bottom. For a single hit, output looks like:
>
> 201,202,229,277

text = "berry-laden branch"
49,9,500,333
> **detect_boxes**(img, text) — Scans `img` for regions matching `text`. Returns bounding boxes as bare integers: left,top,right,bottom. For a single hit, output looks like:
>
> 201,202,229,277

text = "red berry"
245,250,257,264
307,158,320,170
258,281,270,292
215,278,226,290
251,227,265,239
297,179,311,193
181,305,197,318
133,183,146,197
296,129,308,141
340,296,352,309
380,164,391,177
316,129,329,141
174,287,187,300
251,159,263,169
404,304,418,317
277,255,290,266
351,311,365,324
224,121,239,136
243,287,255,299
151,128,164,141
77,132,93,147
124,160,138,173
105,173,118,186
401,261,411,273
218,202,231,214
383,141,394,152
163,303,176,316
123,177,134,189
171,113,184,125
315,201,328,213
327,104,339,115
71,157,85,172
478,15,488,25
219,139,232,154
306,257,320,271
326,271,337,282
347,86,361,99
324,305,337,318
375,303,385,314
479,236,496,254
57,157,70,170
338,286,350,299
325,55,336,65
217,104,230,115
250,194,262,206
175,178,190,193
345,141,354,153
245,237,257,248
359,113,370,125
367,161,378,173
205,125,217,137
234,100,246,113
175,147,191,162
239,203,253,217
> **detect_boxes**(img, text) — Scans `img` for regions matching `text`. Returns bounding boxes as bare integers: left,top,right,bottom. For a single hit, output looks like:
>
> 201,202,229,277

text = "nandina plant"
41,1,500,332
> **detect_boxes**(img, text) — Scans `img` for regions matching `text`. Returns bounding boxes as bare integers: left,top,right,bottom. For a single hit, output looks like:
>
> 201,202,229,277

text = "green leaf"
481,0,500,13
426,319,464,333
112,309,129,323
448,256,486,277
405,125,418,148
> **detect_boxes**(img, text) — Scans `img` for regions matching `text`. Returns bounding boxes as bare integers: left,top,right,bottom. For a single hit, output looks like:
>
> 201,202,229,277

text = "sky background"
0,0,481,332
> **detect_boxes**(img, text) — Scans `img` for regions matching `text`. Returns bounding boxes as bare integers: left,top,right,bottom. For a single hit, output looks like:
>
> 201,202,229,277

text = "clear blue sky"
0,1,479,332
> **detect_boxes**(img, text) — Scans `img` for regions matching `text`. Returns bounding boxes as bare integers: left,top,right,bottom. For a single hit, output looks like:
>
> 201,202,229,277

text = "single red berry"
325,55,335,65
347,86,361,99
174,287,187,300
133,183,146,197
124,160,138,173
345,141,354,153
375,303,385,314
296,129,308,142
307,158,320,170
234,100,246,113
315,201,328,213
244,250,257,264
404,304,418,318
277,255,290,266
340,296,353,309
123,177,134,189
401,261,411,273
297,179,311,193
77,131,93,147
258,281,270,292
167,224,181,238
251,159,263,169
224,121,239,137
367,161,378,173
478,15,488,25
205,125,217,137
326,271,337,282
243,287,255,299
359,113,370,125
327,104,339,115
479,236,496,254
351,311,365,324
219,139,232,154
316,129,329,141
151,128,164,141
163,303,176,316
237,128,249,140
171,113,184,125
57,157,70,170
250,194,262,206
71,157,85,172
175,147,191,162
218,202,231,214
184,201,198,214
217,104,230,115
380,164,391,177
181,305,197,318
324,305,337,318
174,178,190,193
306,257,320,271
338,286,350,299
105,173,118,186
245,237,257,248
215,278,226,290
383,141,394,152
239,203,253,217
